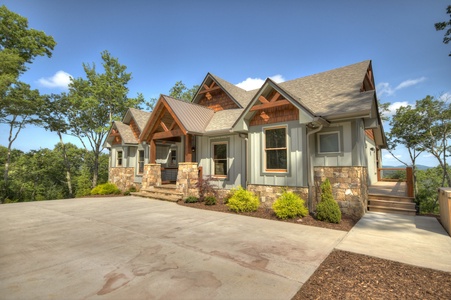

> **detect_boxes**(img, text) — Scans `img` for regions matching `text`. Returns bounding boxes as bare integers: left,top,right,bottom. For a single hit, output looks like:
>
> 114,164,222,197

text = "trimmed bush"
184,196,199,203
204,196,217,206
128,186,137,193
272,191,309,219
227,186,260,212
316,179,342,223
90,183,121,195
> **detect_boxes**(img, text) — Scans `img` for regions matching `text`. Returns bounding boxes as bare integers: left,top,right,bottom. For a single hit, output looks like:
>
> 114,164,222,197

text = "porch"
367,167,416,216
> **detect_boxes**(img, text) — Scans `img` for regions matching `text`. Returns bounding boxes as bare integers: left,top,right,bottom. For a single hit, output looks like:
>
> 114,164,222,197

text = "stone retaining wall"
314,166,368,218
109,167,135,191
141,164,161,190
247,184,309,209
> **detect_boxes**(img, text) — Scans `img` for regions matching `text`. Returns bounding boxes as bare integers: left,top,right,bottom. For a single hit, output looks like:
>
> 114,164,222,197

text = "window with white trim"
264,127,287,171
117,150,123,166
318,131,340,154
212,142,228,176
138,150,144,174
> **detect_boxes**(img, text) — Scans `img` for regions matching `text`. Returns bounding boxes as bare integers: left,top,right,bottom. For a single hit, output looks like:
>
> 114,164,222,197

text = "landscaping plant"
90,183,121,195
226,186,260,212
184,196,199,203
204,196,217,206
272,191,308,219
196,175,218,202
316,178,342,223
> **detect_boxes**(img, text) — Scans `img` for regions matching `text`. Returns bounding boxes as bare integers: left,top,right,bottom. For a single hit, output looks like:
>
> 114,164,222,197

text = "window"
117,151,123,166
318,131,340,154
212,143,227,176
169,149,177,166
138,150,144,174
265,127,287,171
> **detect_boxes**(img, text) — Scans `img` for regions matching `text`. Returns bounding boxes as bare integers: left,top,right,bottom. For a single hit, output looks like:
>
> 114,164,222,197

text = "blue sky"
1,0,450,167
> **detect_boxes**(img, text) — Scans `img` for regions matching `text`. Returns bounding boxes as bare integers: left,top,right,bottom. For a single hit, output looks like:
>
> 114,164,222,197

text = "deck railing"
377,167,414,197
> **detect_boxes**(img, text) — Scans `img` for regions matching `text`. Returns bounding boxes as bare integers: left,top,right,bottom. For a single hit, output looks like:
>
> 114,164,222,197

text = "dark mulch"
293,249,451,300
177,200,359,231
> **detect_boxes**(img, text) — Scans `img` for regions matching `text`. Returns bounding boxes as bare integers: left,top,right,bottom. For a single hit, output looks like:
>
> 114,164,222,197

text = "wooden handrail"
377,167,414,197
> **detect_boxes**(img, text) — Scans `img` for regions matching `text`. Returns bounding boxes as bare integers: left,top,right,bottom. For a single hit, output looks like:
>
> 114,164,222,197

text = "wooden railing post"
406,167,414,197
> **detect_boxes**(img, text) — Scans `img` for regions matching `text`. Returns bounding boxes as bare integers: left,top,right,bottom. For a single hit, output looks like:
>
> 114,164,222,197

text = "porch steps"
368,194,416,216
132,185,183,202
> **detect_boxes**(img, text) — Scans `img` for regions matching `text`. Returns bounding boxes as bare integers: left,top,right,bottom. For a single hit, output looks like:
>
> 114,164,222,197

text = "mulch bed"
177,200,359,232
293,249,451,299
178,199,451,299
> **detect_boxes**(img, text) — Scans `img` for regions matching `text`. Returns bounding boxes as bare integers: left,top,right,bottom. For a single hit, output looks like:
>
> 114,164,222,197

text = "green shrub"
223,191,233,204
184,196,199,203
272,191,308,219
123,190,131,196
90,183,121,195
204,196,217,206
316,179,341,223
128,186,137,193
227,186,260,212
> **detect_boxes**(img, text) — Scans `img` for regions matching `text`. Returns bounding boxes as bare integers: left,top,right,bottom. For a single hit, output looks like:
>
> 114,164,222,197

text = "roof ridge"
162,94,215,111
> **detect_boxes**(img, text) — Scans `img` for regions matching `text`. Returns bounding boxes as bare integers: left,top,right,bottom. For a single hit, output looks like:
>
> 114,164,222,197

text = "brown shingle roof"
128,108,151,131
209,74,256,108
162,95,215,134
277,60,373,118
114,121,137,144
205,109,245,132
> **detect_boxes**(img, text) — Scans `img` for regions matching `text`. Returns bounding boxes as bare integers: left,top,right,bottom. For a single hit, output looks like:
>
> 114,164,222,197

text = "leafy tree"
0,5,55,202
387,104,424,194
415,95,451,187
435,5,451,57
169,81,199,102
67,50,143,187
0,83,44,201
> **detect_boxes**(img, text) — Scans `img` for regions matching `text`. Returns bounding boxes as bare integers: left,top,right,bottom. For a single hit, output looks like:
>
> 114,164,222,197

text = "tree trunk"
92,150,99,188
57,132,73,197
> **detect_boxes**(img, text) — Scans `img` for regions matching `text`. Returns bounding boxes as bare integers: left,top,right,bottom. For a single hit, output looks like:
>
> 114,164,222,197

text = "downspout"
306,125,323,212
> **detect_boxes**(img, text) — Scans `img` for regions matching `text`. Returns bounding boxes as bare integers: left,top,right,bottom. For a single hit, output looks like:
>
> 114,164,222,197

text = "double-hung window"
212,142,227,176
117,151,123,166
265,127,287,171
138,150,144,174
318,131,340,154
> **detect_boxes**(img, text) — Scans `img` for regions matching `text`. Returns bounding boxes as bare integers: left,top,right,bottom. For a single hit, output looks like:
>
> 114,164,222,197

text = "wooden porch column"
150,138,156,163
184,134,192,162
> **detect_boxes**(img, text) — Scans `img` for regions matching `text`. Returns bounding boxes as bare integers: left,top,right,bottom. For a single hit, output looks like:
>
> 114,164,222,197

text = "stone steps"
132,185,183,202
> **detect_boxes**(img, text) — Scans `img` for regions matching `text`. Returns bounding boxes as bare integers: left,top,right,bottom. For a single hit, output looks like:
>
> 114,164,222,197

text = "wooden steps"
368,194,417,216
132,185,183,202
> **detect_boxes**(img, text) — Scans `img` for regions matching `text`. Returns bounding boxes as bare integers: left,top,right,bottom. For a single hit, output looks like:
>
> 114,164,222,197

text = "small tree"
316,179,342,223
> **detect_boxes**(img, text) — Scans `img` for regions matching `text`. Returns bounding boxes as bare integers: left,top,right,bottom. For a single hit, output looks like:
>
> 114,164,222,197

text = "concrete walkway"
336,211,451,272
0,197,346,300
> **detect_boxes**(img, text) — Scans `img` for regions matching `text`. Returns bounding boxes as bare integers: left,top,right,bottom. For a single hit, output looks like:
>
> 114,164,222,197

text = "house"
104,60,387,218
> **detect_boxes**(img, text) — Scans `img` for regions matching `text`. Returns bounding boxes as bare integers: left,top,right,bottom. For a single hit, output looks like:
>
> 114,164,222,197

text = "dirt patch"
177,200,359,232
293,249,451,299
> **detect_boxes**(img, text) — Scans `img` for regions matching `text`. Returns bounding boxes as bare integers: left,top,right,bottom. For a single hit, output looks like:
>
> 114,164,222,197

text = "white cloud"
395,77,426,90
438,92,451,102
38,71,72,89
377,77,426,97
236,74,285,91
386,101,411,116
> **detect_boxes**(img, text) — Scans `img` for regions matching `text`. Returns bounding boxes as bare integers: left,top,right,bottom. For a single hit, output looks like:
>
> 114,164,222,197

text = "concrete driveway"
0,196,346,300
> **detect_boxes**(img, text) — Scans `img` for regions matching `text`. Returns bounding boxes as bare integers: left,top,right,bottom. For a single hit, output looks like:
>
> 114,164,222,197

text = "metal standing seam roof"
162,95,215,134
114,121,138,144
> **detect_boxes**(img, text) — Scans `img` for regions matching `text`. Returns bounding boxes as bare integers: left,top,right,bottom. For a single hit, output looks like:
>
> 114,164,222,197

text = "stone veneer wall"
247,184,309,209
141,164,162,190
109,167,135,191
313,166,368,218
176,162,199,198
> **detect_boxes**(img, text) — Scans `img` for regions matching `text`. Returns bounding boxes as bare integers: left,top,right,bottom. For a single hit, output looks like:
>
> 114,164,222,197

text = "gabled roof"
127,108,152,131
208,74,256,108
278,60,373,118
162,95,215,134
113,121,137,144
